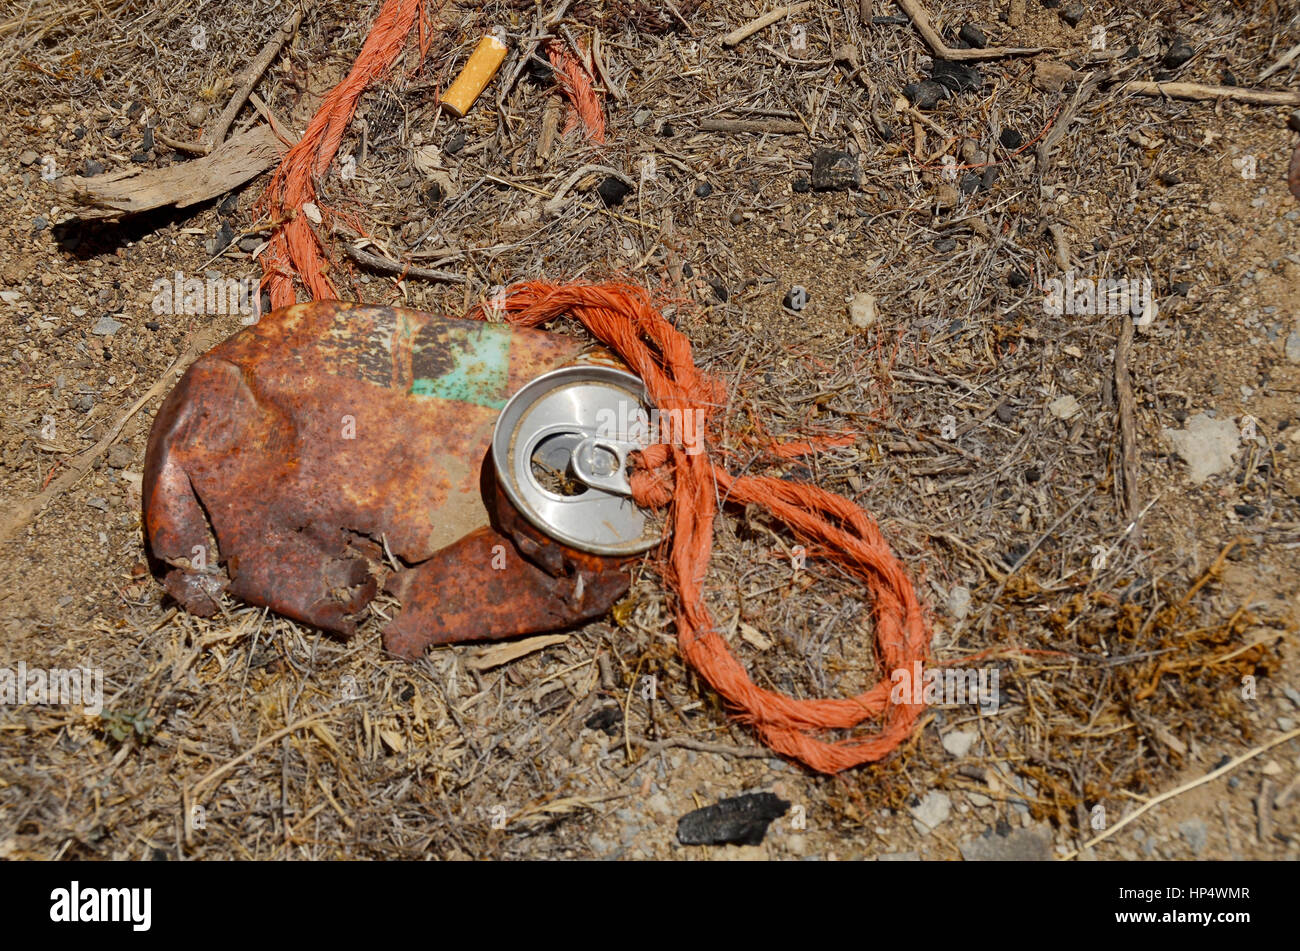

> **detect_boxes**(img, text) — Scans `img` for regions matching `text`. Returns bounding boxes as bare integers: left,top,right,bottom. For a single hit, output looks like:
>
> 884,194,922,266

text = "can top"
492,365,661,556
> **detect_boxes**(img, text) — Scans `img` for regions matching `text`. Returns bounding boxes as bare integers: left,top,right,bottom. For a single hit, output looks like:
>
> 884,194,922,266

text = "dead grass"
1,0,1299,860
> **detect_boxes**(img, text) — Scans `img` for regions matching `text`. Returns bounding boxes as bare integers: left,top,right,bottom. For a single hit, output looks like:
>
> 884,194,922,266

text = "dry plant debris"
0,0,1298,860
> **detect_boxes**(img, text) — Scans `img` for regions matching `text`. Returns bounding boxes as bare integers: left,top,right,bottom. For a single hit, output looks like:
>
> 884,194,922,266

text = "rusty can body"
143,300,636,657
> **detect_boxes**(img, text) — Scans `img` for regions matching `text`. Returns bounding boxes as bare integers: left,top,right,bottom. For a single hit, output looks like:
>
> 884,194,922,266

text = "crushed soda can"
143,300,658,657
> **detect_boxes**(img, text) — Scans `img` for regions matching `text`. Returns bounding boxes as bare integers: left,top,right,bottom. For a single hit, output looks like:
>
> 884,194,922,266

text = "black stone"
676,793,790,846
999,128,1023,149
904,80,947,110
141,127,154,152
1122,44,1140,60
1163,41,1193,69
444,131,466,154
694,181,713,197
1008,269,1028,288
1060,3,1085,27
959,172,980,194
130,151,148,164
810,148,860,191
934,237,957,252
1221,69,1237,86
217,192,239,216
682,262,694,279
792,176,811,193
709,279,729,302
1025,466,1041,483
980,165,999,190
584,705,622,737
931,59,982,93
958,23,987,49
996,401,1015,423
83,159,104,177
1288,110,1300,134
596,176,632,206
1172,281,1191,296
658,121,675,137
1234,503,1259,517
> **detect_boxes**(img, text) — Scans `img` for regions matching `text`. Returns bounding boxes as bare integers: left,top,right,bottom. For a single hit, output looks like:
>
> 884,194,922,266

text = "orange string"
470,281,931,774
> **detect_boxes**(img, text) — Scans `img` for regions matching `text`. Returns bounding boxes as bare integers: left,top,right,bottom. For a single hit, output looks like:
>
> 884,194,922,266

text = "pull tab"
569,436,640,496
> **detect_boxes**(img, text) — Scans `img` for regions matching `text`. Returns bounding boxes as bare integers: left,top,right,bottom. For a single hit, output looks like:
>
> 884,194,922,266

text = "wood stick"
722,2,811,48
698,117,804,134
1060,728,1300,860
894,0,1044,61
1258,40,1300,81
205,2,313,152
342,242,468,284
1122,79,1300,106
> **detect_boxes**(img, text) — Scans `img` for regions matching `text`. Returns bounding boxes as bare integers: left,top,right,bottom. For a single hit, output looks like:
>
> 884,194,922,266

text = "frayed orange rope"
547,40,605,143
256,0,423,308
471,281,931,774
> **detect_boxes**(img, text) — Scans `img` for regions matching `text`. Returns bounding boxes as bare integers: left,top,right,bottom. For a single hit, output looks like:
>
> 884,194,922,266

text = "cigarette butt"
441,30,509,117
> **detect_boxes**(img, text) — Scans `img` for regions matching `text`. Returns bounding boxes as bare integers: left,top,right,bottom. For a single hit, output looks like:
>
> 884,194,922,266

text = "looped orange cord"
472,281,930,774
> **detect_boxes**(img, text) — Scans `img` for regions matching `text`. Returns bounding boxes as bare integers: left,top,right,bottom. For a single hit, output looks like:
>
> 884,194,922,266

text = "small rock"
1048,394,1081,420
106,444,133,469
903,80,947,110
676,792,789,846
1289,110,1300,134
782,286,809,311
785,834,807,856
934,236,958,253
633,109,652,128
1282,684,1300,709
1164,40,1194,69
186,103,207,127
18,149,39,166
86,497,109,511
946,585,972,621
1179,818,1208,855
694,181,713,198
92,315,123,336
596,176,632,207
934,184,959,209
958,172,980,195
877,851,921,861
942,728,978,758
791,176,811,194
1161,413,1241,484
444,131,466,154
810,148,860,191
1278,716,1295,732
958,24,987,48
728,209,745,225
32,216,48,232
1059,3,1085,27
83,159,105,177
995,401,1015,423
910,791,951,834
999,128,1023,150
1284,330,1300,363
1261,759,1282,777
959,823,1053,861
967,791,993,807
848,292,877,329
238,237,264,253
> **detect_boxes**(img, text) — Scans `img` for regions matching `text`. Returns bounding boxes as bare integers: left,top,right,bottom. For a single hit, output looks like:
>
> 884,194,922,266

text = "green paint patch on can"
410,320,511,409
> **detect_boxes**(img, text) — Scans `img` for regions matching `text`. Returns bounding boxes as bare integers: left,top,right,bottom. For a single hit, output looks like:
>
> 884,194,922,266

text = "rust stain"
143,300,632,651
